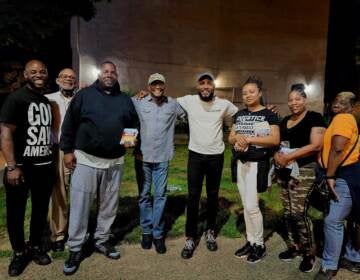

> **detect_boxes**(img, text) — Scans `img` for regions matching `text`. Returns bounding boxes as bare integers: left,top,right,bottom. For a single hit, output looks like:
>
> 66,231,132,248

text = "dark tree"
0,0,109,50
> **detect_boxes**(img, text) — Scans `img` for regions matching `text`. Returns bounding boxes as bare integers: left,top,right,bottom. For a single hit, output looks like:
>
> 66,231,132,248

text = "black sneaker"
339,257,360,273
63,250,83,276
299,254,315,273
181,238,195,259
52,240,65,252
314,267,337,280
141,234,153,250
234,242,252,258
153,238,166,254
94,241,121,259
205,230,218,251
247,244,266,263
8,251,31,277
278,246,300,262
29,245,51,265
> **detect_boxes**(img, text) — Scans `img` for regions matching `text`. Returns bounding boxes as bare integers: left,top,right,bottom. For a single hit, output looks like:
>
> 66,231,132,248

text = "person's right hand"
7,167,24,186
135,90,150,100
64,153,77,170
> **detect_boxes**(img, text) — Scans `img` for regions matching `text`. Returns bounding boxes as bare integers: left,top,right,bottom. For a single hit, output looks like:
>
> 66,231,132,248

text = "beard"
198,91,214,102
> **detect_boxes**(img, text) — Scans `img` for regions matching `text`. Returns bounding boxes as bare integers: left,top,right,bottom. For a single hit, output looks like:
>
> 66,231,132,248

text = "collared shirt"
132,95,186,163
177,95,238,155
46,91,74,143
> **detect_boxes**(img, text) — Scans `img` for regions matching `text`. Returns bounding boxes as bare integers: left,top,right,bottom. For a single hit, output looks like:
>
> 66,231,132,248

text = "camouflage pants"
278,166,314,254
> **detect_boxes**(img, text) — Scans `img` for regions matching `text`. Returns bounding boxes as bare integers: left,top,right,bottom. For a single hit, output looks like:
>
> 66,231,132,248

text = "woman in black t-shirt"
228,76,280,263
274,84,326,273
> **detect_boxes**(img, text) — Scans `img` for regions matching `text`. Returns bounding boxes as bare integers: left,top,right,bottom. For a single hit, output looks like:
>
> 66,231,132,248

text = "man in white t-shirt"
46,68,77,252
178,73,238,259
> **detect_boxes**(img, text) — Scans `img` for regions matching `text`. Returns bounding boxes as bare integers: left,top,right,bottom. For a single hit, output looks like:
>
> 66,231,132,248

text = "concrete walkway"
0,234,355,280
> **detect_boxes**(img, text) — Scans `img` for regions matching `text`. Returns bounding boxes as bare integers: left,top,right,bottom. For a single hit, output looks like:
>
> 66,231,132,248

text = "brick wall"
71,0,329,115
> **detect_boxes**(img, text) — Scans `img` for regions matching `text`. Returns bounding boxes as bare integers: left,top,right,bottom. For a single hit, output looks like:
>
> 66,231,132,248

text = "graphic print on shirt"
235,115,270,136
23,102,53,157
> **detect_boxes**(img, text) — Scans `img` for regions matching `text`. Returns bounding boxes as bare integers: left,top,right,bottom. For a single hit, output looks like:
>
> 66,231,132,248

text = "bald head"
56,68,76,94
24,59,48,92
25,60,46,71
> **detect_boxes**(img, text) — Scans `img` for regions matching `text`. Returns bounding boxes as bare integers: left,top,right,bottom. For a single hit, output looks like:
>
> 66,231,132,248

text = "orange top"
320,113,359,168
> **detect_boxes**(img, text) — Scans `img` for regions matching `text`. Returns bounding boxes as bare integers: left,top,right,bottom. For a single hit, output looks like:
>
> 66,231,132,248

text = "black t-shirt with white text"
233,108,279,161
0,86,53,164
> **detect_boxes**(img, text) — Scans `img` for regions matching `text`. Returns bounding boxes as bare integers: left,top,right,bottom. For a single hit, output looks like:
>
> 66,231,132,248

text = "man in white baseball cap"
132,73,186,254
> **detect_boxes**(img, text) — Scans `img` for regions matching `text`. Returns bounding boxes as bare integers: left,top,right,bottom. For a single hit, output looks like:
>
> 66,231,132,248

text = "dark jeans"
185,150,224,238
5,163,55,252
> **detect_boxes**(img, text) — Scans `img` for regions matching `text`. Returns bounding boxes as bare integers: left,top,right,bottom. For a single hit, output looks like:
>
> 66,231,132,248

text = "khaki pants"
50,150,71,242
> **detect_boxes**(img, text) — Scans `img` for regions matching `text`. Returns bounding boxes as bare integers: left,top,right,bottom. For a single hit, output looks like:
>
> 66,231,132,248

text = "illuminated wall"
71,0,329,114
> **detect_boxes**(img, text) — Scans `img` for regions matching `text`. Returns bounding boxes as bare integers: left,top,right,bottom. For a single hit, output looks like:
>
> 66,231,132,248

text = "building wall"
71,0,329,115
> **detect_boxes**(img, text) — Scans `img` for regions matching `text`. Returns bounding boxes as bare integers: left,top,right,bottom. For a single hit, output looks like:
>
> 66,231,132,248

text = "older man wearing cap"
132,73,186,254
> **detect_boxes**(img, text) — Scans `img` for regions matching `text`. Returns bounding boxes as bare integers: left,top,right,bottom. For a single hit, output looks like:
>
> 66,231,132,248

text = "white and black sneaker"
181,238,195,259
94,241,120,260
278,246,300,262
235,242,253,258
63,250,83,276
247,244,266,264
205,230,218,251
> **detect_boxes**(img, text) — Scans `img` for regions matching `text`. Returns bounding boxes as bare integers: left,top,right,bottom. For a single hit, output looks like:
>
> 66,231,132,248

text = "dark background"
1,0,359,106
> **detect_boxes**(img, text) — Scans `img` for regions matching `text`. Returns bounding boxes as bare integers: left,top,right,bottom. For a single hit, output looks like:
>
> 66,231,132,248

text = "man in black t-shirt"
0,60,55,277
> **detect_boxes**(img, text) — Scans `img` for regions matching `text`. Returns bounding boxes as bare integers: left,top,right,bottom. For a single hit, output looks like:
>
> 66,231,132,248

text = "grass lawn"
0,144,323,257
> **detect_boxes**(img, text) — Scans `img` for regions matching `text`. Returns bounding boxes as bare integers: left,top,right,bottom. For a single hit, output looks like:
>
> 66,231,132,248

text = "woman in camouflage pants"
274,84,326,273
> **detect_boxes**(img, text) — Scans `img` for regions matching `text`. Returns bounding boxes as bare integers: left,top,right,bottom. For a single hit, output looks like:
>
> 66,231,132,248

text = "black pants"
134,157,144,196
185,150,224,238
5,163,55,252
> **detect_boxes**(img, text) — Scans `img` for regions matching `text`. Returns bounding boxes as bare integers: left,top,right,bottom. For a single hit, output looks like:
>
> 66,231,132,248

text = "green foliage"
0,144,323,254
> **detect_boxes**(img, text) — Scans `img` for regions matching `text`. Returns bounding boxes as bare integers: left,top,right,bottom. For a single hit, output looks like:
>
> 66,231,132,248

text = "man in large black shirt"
0,60,55,277
60,61,138,276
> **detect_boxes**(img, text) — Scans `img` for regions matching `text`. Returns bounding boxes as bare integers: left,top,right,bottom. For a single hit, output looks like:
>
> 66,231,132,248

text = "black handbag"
307,172,330,214
307,135,359,215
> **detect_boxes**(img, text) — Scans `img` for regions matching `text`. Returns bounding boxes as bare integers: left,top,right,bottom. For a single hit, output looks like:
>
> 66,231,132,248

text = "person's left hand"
327,178,339,202
123,138,138,148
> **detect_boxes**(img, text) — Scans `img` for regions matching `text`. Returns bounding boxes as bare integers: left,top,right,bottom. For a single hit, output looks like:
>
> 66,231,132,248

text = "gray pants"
67,163,124,252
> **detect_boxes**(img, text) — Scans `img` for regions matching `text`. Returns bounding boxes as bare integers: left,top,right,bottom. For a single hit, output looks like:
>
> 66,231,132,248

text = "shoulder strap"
321,134,359,168
339,134,359,167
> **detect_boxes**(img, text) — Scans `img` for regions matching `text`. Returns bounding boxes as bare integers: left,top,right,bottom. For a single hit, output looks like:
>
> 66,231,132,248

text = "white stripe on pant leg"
237,160,264,246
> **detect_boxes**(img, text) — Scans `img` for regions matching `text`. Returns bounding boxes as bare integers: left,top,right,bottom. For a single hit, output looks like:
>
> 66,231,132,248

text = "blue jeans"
139,161,168,239
321,178,360,270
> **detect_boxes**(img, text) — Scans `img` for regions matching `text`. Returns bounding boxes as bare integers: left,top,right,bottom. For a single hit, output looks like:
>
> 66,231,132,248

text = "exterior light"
90,67,100,80
305,84,314,93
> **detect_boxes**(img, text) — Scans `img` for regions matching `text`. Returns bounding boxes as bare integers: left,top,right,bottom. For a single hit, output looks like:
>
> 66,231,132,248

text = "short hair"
290,83,307,98
243,75,263,91
336,91,357,107
100,61,117,70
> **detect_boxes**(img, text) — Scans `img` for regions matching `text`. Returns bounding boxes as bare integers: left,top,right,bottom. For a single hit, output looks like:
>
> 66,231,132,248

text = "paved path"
0,234,355,280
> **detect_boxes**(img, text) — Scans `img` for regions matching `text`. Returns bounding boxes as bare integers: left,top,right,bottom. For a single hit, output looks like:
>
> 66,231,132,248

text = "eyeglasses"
59,75,76,81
